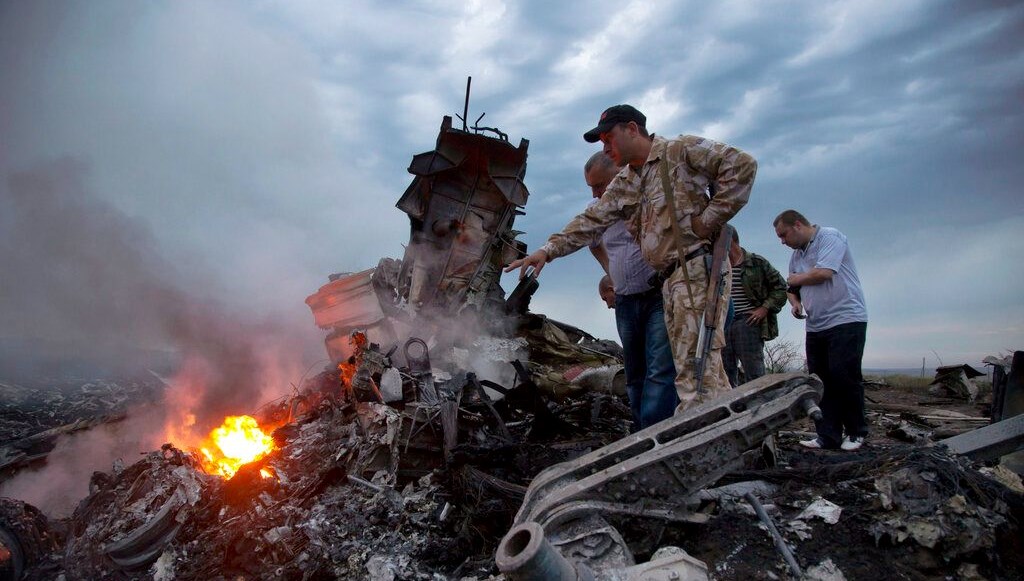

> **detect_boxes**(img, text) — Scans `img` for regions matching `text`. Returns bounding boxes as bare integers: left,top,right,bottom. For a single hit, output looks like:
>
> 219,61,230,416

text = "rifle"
693,223,735,395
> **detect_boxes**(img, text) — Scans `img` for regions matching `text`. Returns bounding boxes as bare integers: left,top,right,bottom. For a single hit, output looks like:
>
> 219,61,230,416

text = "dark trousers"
723,315,766,387
806,321,868,448
616,289,678,429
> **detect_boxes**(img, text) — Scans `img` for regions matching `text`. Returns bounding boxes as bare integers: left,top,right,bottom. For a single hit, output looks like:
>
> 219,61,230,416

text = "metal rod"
462,76,472,131
744,492,802,578
348,474,383,493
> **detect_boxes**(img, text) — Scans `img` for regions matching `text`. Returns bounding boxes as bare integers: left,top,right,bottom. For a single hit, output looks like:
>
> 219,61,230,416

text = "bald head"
584,151,619,199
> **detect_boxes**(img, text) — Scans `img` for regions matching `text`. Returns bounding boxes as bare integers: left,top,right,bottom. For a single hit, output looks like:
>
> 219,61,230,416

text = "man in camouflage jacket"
507,105,757,412
724,229,788,387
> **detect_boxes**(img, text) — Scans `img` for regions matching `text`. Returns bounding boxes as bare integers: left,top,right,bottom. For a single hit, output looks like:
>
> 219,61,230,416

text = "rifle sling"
658,144,698,315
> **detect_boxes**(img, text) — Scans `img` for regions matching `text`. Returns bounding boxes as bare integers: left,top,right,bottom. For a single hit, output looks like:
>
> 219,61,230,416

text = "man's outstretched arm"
505,184,634,278
506,249,549,278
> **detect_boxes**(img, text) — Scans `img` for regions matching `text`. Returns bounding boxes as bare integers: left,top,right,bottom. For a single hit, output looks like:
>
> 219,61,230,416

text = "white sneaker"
841,436,864,451
799,437,825,449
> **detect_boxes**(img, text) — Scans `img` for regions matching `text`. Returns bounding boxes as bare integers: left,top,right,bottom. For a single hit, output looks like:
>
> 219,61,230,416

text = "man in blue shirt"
586,152,677,429
774,210,868,451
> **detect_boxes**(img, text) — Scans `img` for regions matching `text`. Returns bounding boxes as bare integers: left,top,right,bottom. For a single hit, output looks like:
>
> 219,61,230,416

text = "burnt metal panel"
395,115,530,313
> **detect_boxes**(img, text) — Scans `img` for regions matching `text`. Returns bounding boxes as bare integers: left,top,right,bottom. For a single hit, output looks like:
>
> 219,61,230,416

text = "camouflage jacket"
541,135,757,271
735,249,788,341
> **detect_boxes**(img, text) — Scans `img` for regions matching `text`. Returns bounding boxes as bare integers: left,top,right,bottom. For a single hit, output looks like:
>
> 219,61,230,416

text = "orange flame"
199,415,276,479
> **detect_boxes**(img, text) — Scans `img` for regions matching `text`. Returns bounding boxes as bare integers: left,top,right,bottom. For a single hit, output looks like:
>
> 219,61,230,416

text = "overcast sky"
2,0,1022,375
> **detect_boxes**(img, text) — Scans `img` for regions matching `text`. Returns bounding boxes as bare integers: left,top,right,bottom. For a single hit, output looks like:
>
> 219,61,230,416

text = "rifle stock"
693,223,735,394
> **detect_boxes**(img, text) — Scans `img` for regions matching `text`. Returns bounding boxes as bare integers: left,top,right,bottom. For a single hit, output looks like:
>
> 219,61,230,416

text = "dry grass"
866,373,933,393
865,373,993,401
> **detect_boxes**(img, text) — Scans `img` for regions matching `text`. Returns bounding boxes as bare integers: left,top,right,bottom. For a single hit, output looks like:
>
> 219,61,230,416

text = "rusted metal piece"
497,372,823,579
306,112,529,364
396,115,529,314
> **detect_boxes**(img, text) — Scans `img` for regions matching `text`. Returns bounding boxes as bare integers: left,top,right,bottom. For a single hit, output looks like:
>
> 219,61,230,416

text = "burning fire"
198,415,276,479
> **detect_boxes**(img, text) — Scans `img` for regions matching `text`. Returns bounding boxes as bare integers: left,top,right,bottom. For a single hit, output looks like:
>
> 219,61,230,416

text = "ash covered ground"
1,368,1022,580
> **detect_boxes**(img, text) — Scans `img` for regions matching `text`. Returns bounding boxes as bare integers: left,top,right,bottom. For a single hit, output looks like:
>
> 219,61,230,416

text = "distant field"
864,366,991,378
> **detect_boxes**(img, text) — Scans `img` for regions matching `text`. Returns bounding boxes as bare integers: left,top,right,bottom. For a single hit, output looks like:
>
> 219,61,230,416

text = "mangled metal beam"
496,372,823,580
940,413,1024,461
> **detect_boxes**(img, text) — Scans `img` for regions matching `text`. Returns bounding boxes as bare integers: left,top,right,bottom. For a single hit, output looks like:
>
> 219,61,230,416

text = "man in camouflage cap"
506,104,757,412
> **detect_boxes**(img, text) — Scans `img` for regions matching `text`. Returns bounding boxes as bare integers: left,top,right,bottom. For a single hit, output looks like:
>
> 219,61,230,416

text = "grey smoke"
0,159,314,514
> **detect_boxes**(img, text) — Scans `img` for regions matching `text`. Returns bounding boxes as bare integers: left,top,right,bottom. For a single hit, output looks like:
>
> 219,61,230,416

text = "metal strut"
497,372,823,580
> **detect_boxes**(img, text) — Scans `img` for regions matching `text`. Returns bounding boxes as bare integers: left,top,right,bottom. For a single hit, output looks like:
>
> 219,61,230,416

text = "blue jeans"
806,321,868,448
615,289,678,429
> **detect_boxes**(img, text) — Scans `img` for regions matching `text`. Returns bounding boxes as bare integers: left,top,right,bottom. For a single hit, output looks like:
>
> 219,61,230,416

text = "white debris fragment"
805,558,847,581
379,367,404,402
785,519,813,540
263,525,291,544
795,497,842,524
570,364,625,394
714,541,747,575
366,554,400,581
151,548,177,581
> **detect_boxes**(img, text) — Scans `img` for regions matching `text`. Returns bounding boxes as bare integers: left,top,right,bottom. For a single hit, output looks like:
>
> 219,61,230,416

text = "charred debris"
2,98,1024,580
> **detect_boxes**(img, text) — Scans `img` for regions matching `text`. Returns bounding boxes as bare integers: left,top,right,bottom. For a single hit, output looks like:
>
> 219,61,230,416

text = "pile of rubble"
4,371,1023,580
1,375,165,480
8,359,633,579
688,436,1024,580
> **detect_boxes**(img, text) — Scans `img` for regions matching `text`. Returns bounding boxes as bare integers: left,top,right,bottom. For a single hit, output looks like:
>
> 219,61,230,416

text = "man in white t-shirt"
774,209,868,451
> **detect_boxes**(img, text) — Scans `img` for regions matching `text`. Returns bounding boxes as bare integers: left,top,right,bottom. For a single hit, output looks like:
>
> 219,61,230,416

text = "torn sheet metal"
929,365,983,401
396,115,529,314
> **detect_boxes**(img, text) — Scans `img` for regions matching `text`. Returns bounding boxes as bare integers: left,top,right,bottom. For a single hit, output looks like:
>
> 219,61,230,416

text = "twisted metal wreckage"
3,97,1022,580
302,104,826,578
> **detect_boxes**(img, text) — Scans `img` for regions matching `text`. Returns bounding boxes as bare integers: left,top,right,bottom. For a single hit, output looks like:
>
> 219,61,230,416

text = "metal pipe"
496,522,577,581
744,492,802,578
801,397,823,422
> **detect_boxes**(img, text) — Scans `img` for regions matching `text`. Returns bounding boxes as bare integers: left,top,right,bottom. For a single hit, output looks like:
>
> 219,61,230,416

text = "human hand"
505,249,549,278
791,303,806,319
786,273,803,287
745,306,769,326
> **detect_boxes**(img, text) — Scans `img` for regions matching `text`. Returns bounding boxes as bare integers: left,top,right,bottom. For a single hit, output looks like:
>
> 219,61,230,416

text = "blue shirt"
789,226,868,332
588,199,656,295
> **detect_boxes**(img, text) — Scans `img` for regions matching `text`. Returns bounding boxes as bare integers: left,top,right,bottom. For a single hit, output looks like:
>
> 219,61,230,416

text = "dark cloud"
3,0,1020,374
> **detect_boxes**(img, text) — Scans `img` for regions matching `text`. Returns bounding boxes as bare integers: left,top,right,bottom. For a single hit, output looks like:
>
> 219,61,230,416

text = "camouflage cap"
583,104,647,143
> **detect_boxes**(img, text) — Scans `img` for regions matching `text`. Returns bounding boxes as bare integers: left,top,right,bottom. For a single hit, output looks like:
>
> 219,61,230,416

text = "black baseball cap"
583,104,647,143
